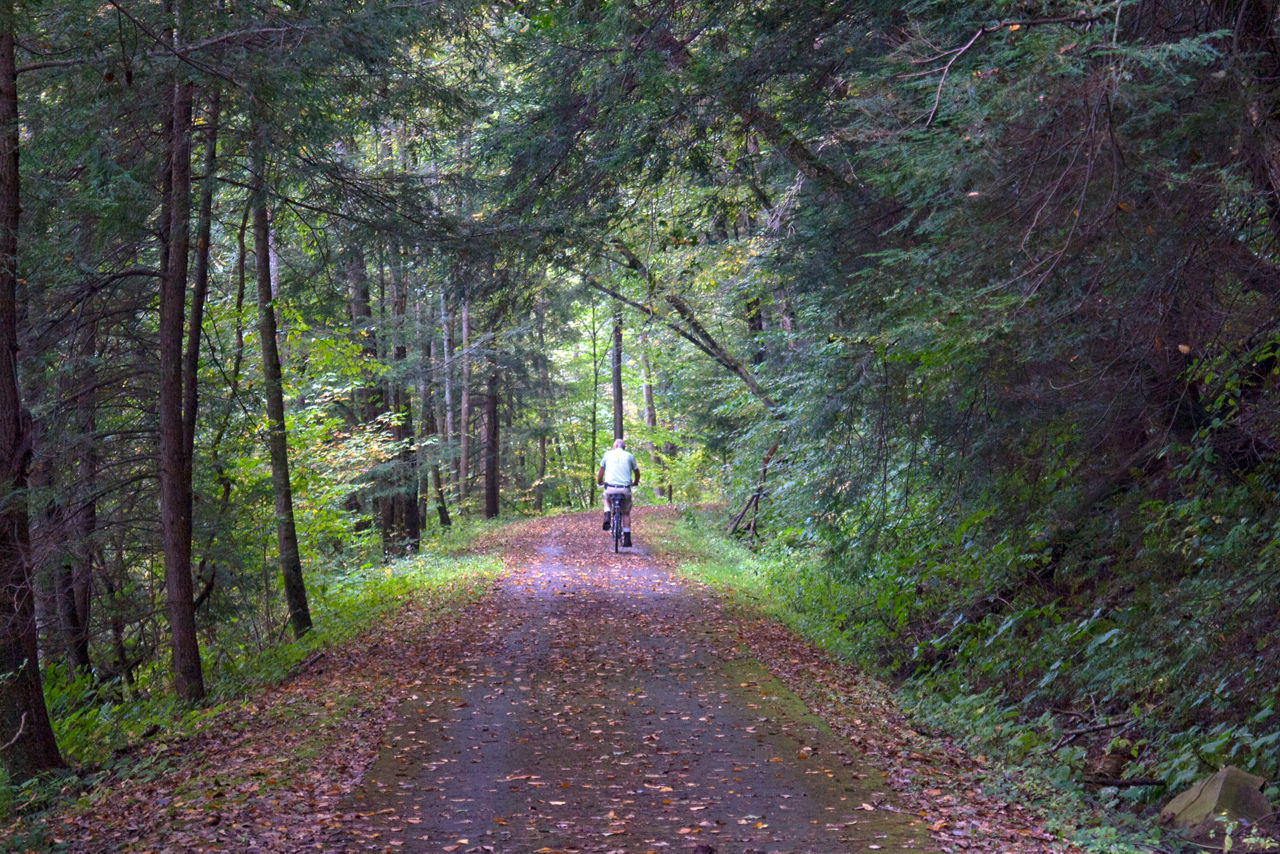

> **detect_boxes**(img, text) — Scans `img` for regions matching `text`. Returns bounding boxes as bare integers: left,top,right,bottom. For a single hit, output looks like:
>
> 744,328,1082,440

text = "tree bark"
0,10,64,779
439,289,456,500
612,308,623,440
421,337,451,529
340,238,376,533
483,372,499,518
184,86,219,456
158,69,204,702
534,296,550,513
60,421,95,675
638,346,667,502
458,289,471,502
389,248,419,550
252,138,311,640
42,313,97,677
588,301,600,509
345,244,380,421
102,548,133,693
192,198,248,616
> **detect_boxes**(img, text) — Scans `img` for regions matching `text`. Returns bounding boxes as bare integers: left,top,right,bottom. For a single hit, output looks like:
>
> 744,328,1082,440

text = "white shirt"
599,448,637,486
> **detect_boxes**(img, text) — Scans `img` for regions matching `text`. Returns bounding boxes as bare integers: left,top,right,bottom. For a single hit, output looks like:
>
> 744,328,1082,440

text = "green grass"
650,509,862,658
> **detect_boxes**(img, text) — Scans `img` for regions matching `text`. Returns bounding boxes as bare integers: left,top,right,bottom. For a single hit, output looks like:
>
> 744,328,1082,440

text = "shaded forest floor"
22,509,1074,852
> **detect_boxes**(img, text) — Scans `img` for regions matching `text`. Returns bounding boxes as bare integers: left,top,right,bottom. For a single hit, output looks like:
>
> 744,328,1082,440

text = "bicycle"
608,490,624,552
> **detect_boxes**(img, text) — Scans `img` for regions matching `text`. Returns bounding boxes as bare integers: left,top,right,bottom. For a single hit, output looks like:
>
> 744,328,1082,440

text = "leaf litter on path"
336,511,991,852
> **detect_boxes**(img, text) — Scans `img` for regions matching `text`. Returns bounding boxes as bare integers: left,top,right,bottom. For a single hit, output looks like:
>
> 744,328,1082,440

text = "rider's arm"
632,462,640,486
597,464,605,486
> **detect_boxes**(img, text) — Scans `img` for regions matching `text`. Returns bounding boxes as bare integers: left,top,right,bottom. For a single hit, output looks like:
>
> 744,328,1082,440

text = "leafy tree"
0,0,64,782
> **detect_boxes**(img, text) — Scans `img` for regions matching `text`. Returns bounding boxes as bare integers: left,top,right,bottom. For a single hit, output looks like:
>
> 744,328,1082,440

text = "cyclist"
598,438,640,547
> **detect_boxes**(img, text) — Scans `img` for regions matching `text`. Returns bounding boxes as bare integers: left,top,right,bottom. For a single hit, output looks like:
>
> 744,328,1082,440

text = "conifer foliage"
2,0,1280,808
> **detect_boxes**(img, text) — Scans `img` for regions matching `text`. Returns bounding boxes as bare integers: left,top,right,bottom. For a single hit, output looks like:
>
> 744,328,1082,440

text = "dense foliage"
3,0,1279,831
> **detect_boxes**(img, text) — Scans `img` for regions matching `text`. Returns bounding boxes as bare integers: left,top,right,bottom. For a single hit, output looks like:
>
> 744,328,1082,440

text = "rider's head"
613,438,626,450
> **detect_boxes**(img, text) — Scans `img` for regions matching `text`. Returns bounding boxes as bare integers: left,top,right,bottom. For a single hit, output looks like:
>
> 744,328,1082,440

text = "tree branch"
901,15,1106,127
609,240,777,410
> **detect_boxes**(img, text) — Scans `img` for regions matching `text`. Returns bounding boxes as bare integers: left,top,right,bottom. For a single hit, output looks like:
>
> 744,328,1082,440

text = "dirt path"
337,514,931,853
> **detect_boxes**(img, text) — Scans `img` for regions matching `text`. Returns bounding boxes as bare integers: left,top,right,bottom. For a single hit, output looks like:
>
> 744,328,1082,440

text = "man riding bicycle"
598,438,640,547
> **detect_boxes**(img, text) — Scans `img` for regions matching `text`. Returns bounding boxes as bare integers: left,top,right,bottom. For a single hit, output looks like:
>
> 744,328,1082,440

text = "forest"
3,0,1280,847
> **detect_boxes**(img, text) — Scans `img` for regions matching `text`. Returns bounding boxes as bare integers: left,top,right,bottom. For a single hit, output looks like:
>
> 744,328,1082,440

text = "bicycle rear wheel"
611,495,622,552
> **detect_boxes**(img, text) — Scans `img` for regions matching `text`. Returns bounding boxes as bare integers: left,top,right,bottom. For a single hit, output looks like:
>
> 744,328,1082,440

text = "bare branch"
903,14,1106,127
0,712,25,751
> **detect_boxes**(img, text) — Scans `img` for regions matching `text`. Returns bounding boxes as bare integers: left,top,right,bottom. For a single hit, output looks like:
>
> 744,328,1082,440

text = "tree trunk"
389,249,419,550
158,70,204,703
534,296,550,513
170,85,219,641
745,297,765,365
612,308,623,440
185,86,219,456
422,336,452,528
373,250,396,548
252,139,311,640
42,313,98,677
483,372,499,518
420,347,452,529
60,429,95,675
439,290,456,500
0,10,64,779
589,302,600,509
102,551,133,693
459,290,471,502
193,199,248,613
346,244,380,421
340,239,376,533
638,346,667,502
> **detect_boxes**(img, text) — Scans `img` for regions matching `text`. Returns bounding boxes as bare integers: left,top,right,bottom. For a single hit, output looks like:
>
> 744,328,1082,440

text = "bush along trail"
20,509,1073,852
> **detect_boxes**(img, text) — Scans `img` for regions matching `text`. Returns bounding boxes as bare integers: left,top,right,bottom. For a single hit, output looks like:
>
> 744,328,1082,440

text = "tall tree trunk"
172,86,219,628
589,302,600,509
158,69,204,702
421,337,451,529
346,244,380,421
0,10,63,778
373,250,395,549
102,547,133,693
193,201,249,617
534,296,550,513
184,86,219,454
483,372,499,519
612,308,623,440
44,311,97,677
745,297,765,365
61,393,96,675
340,239,376,533
458,289,471,502
439,290,455,499
390,249,419,550
536,433,548,513
638,346,667,503
252,138,311,640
